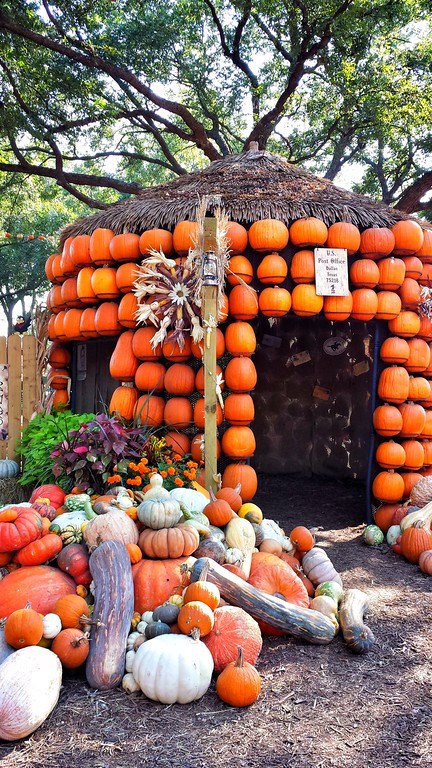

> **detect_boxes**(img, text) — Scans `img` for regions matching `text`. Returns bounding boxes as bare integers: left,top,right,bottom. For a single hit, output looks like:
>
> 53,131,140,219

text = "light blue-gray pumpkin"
0,460,19,479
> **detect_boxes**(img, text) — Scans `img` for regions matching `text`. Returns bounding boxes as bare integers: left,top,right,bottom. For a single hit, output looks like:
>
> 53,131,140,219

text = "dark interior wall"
251,316,376,480
71,338,117,415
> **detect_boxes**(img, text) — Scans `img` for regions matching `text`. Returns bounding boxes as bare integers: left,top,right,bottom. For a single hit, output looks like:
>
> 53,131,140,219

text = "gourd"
56,542,92,586
50,507,95,532
309,595,339,629
137,496,182,529
418,549,432,575
86,540,134,690
83,507,139,550
132,633,214,704
259,518,294,552
399,500,432,532
339,588,375,654
301,547,343,586
42,613,63,640
13,532,63,566
362,524,384,546
0,646,62,740
169,486,209,514
190,557,337,645
142,472,170,500
0,459,19,478
314,581,343,604
225,516,256,579
29,484,65,509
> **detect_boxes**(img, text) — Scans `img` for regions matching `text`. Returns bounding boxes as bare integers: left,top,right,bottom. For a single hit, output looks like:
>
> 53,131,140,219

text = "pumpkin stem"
71,631,90,647
190,627,201,642
235,646,244,667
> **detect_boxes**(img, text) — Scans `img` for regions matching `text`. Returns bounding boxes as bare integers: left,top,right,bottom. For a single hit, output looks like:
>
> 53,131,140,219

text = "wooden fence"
0,335,38,461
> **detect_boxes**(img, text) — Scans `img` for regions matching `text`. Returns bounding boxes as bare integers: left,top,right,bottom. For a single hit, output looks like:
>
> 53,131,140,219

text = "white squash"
122,672,140,694
0,646,62,740
170,487,209,514
302,547,343,587
260,518,295,552
132,633,213,704
42,613,62,640
225,517,256,578
83,507,138,550
143,473,170,499
399,501,432,532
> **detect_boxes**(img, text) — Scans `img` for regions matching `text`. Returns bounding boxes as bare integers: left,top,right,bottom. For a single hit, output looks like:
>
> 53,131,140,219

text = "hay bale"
0,479,29,506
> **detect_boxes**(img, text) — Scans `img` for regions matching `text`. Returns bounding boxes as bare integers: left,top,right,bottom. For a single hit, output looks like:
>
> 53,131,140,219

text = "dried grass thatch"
60,148,428,246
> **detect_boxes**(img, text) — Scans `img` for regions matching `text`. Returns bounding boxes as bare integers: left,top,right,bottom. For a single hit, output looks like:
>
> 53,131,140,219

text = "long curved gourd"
190,557,337,645
338,588,375,654
86,540,134,689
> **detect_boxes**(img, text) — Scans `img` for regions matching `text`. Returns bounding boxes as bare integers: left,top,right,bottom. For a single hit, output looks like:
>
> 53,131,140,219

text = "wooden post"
202,217,220,495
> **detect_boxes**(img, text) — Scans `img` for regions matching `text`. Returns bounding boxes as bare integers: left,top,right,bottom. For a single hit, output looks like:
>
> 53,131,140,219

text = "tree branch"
395,172,432,214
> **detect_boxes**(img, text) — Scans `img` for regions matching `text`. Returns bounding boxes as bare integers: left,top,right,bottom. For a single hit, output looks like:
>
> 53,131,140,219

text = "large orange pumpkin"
226,255,254,286
0,565,76,618
326,222,360,255
134,361,166,392
162,332,192,362
70,234,92,268
391,220,424,256
132,557,195,613
118,292,138,328
372,470,404,502
224,393,255,425
399,278,421,311
323,293,353,321
222,426,256,458
388,310,421,338
375,291,402,321
89,227,115,266
132,327,163,360
349,259,380,288
115,262,139,293
109,233,141,263
134,395,165,426
377,257,406,290
80,307,99,338
226,222,248,255
377,366,410,404
401,256,423,279
222,462,258,501
76,266,98,305
350,288,378,321
289,217,327,247
94,302,122,336
405,339,431,373
109,385,139,421
224,357,257,392
256,252,288,284
164,397,193,429
63,308,84,341
248,559,309,635
228,285,259,320
172,221,198,256
375,440,406,469
109,330,139,382
0,507,43,552
248,219,289,252
398,402,426,437
380,337,410,365
359,227,395,259
258,287,291,317
291,284,323,317
225,321,256,357
61,277,83,308
373,404,403,437
202,605,262,673
91,266,120,300
139,228,174,256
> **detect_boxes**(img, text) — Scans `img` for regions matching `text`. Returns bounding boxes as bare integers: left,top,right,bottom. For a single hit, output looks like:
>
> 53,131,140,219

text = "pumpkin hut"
46,147,432,520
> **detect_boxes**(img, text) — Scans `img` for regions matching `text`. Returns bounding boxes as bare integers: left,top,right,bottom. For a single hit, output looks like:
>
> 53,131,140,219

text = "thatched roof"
60,148,427,245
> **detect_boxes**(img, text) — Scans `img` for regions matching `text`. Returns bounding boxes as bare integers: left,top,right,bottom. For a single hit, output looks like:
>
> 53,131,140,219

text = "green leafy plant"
50,413,154,494
17,410,95,488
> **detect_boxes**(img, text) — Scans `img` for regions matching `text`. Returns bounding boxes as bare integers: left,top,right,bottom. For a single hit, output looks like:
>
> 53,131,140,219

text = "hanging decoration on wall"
323,336,348,356
418,286,432,318
133,198,229,350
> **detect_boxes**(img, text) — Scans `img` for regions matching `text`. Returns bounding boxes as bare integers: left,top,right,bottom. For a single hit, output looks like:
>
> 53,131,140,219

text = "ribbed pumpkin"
225,322,256,357
194,398,223,429
89,227,115,266
134,361,166,392
132,327,163,360
163,363,194,395
405,339,431,373
80,307,99,338
419,263,432,287
417,316,432,342
70,234,92,268
94,302,122,336
195,364,223,395
323,293,353,321
421,411,432,438
191,329,225,359
388,310,421,338
391,220,424,256
398,402,426,437
222,426,256,459
164,432,191,457
418,380,432,407
47,314,58,340
258,287,291,317
291,284,323,317
109,331,139,382
4,607,44,648
350,288,378,321
226,222,248,255
202,606,262,673
414,228,432,262
63,308,84,341
118,292,138,328
139,228,174,256
224,393,255,425
289,217,328,247
52,252,68,285
224,357,257,392
359,227,395,259
400,524,432,563
164,397,193,429
109,233,141,262
61,277,83,308
76,266,98,305
380,337,410,365
401,439,425,471
373,404,403,436
47,285,64,314
372,470,404,502
248,218,289,252
402,471,424,499
0,566,75,618
377,366,410,404
375,440,406,469
290,249,315,284
401,256,423,279
48,367,70,390
162,332,192,362
408,376,431,401
172,221,198,256
134,395,165,426
53,310,66,340
228,285,259,320
375,291,402,321
226,255,254,286
222,462,258,502
349,259,379,288
326,222,360,255
132,557,194,613
377,257,406,290
48,343,72,369
60,237,77,278
91,266,120,300
399,278,421,310
420,440,432,465
256,252,288,284
45,252,58,282
109,385,139,421
115,262,139,293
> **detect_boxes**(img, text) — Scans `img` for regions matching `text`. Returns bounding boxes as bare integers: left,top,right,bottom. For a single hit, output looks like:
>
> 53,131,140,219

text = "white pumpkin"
137,496,182,529
42,613,62,640
143,473,170,499
0,646,62,741
302,547,343,587
170,487,209,514
83,507,138,550
132,633,213,704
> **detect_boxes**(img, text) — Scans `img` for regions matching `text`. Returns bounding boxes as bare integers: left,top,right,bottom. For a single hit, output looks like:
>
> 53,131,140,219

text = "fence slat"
22,335,37,429
7,335,23,460
0,337,6,459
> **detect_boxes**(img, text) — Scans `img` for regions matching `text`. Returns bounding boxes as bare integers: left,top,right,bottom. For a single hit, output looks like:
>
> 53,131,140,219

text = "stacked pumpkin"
46,341,72,409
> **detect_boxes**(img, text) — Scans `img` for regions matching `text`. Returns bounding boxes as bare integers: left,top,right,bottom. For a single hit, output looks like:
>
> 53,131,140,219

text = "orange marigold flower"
166,458,172,464
173,454,182,461
186,460,196,468
189,469,197,479
167,466,176,476
174,477,184,486
160,470,168,478
126,478,135,486
141,457,148,465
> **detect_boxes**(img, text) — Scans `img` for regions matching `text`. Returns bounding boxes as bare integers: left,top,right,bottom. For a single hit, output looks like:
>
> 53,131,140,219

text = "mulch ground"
1,475,431,768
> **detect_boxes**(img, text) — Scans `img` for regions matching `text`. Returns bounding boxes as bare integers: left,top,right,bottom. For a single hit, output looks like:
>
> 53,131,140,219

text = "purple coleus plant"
50,413,152,494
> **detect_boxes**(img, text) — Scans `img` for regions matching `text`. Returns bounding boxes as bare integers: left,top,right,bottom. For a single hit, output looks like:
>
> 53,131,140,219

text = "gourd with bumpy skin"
132,633,214,704
301,547,343,586
339,588,375,654
86,540,134,690
137,496,182,529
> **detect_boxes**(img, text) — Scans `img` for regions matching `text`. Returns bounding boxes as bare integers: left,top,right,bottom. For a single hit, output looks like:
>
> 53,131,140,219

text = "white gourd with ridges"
301,547,343,586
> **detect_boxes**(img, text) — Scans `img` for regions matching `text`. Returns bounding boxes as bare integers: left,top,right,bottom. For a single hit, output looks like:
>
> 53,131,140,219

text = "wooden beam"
202,217,220,495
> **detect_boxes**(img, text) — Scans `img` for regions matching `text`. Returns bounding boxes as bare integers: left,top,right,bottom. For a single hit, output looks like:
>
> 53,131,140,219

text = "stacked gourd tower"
45,177,432,504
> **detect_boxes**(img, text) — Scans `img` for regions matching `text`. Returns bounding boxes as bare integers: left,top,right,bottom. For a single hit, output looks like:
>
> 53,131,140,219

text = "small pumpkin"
216,646,261,707
51,627,90,668
177,600,215,637
0,459,19,478
4,606,44,649
418,549,432,575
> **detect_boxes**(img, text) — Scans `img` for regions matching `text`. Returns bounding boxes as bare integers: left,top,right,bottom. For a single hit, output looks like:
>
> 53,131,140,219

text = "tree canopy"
0,0,432,215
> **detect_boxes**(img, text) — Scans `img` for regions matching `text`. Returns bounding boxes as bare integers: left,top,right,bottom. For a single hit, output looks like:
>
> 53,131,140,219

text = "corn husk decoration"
418,286,432,319
132,198,230,350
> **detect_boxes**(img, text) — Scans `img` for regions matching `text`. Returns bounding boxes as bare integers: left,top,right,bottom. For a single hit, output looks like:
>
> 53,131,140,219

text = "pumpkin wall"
46,217,432,509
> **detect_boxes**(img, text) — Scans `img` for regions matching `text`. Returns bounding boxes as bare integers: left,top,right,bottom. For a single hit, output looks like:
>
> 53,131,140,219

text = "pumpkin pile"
0,475,374,738
43,216,432,504
371,474,432,576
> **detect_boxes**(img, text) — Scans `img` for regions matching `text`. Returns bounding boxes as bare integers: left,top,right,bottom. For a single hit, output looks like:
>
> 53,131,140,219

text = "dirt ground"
1,474,432,768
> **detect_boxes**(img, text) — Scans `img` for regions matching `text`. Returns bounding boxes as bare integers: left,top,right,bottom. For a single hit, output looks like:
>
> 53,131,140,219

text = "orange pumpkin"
109,330,139,382
378,367,410,405
51,627,90,668
372,470,405,502
172,221,198,256
405,339,431,373
323,293,353,321
139,228,174,256
94,302,122,336
109,385,139,421
391,220,424,256
380,337,410,365
164,431,191,456
164,397,193,429
4,607,44,648
256,252,288,284
222,426,256,459
289,217,327,247
359,227,395,259
177,600,215,637
350,288,378,321
132,557,194,613
138,524,200,559
115,262,139,293
388,310,421,338
375,291,402,321
80,307,99,338
401,256,423,279
70,234,92,268
224,393,255,426
222,462,258,501
399,278,421,311
375,440,406,469
326,222,360,255
76,266,98,305
248,218,289,252
118,292,138,328
91,266,121,300
89,227,115,266
61,277,83,308
258,286,291,317
202,498,234,527
63,309,84,341
193,397,223,429
349,259,379,288
132,327,163,360
226,222,248,254
290,250,315,284
224,357,257,392
60,236,77,278
162,332,192,362
291,284,323,317
398,402,426,437
195,364,223,395
229,285,259,320
202,605,262,673
225,321,256,357
109,233,141,263
134,395,165,426
191,328,225,359
54,594,90,628
0,565,75,618
377,257,406,290
226,255,254,286
134,361,166,392
401,439,425,471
